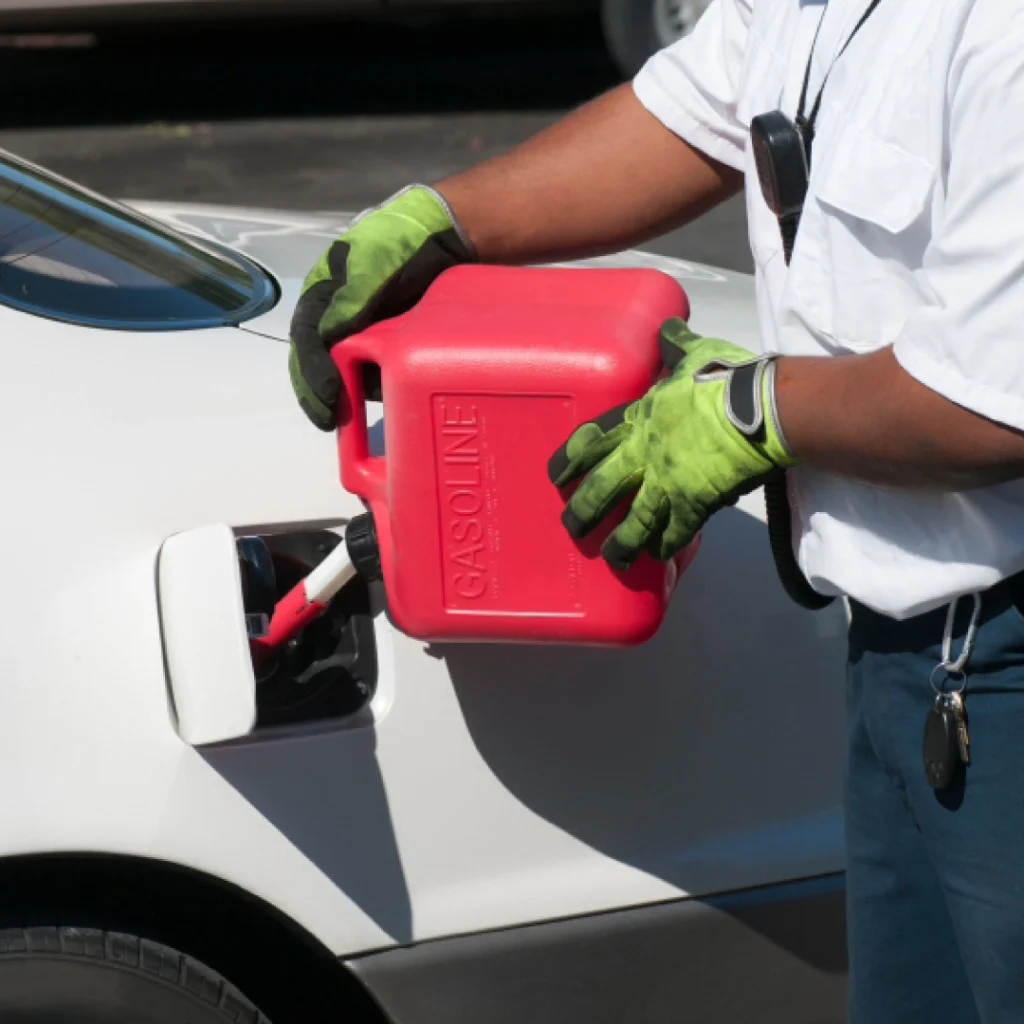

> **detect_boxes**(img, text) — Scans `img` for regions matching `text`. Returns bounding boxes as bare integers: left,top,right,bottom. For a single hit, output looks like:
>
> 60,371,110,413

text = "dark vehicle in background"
0,0,710,77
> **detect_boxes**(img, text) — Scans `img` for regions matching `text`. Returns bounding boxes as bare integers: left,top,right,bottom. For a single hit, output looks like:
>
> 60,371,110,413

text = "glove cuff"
358,183,478,262
719,355,796,469
762,357,797,468
418,184,479,262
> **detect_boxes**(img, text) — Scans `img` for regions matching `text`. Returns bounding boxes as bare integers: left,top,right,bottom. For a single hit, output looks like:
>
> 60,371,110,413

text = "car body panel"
348,874,848,1024
0,197,846,964
0,299,398,953
135,200,763,352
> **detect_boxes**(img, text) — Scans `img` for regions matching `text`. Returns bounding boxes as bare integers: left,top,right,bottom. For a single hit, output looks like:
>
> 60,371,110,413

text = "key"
923,694,962,790
946,690,971,766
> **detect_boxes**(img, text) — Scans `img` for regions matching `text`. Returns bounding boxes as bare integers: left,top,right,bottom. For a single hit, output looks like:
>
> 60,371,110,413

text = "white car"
0,148,848,1023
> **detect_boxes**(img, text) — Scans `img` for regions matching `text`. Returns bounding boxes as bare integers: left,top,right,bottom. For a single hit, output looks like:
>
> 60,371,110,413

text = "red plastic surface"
250,584,328,666
334,264,698,646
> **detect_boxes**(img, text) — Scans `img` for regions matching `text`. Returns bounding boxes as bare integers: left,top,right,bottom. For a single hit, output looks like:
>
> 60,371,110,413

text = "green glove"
289,184,475,430
548,319,796,570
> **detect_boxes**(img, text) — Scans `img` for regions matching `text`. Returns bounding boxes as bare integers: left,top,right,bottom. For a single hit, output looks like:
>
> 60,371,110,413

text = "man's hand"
548,320,795,570
289,185,474,430
288,87,742,430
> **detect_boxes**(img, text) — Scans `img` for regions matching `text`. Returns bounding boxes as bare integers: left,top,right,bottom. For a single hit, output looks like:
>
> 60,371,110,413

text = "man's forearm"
436,84,743,265
776,347,1024,490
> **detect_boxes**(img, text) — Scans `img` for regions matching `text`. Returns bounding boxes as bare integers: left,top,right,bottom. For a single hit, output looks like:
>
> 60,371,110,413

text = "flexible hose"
763,472,835,611
767,203,834,611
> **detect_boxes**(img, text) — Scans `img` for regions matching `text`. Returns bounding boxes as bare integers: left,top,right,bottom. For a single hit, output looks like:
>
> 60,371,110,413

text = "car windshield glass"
0,149,276,330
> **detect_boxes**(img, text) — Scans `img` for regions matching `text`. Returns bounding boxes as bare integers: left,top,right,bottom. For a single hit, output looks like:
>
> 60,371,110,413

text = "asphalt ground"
0,12,752,273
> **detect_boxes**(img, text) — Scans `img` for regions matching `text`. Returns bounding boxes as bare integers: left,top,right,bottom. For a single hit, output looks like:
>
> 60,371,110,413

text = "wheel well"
0,852,390,1024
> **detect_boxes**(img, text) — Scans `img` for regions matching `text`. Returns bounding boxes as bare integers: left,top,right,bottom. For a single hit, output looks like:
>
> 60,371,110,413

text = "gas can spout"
250,513,380,664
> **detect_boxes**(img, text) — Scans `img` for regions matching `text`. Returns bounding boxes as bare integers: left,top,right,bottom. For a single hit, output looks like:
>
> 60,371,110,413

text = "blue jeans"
847,581,1024,1024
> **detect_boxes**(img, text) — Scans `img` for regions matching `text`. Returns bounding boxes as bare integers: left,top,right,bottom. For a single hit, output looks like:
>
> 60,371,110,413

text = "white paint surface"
158,523,257,746
0,201,846,961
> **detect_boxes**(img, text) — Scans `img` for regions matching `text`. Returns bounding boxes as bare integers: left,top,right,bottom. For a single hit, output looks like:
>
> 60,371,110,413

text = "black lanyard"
793,0,886,165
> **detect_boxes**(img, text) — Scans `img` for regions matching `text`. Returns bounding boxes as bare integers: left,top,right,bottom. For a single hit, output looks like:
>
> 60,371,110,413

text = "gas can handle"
334,331,388,506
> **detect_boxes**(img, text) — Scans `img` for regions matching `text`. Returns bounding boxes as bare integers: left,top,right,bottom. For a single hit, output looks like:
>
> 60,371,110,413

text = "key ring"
930,663,967,696
930,592,982,697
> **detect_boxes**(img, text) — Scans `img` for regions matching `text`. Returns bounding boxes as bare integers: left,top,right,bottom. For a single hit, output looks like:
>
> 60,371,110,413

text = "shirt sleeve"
632,0,754,172
893,4,1024,432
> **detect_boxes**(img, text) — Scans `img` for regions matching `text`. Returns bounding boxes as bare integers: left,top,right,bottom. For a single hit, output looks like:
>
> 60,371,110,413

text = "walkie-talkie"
750,111,811,266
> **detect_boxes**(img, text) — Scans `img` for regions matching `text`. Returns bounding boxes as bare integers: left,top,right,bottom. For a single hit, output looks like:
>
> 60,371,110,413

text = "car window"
0,149,276,330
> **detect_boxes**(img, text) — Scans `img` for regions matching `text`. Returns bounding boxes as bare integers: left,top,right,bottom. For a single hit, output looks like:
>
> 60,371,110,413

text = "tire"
0,926,270,1023
601,0,712,79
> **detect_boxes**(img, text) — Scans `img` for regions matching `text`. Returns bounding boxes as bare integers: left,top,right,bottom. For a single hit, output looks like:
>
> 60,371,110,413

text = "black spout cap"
346,512,382,582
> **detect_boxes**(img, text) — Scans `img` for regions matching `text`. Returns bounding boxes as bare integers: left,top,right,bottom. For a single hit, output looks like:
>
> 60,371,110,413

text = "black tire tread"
0,926,269,1023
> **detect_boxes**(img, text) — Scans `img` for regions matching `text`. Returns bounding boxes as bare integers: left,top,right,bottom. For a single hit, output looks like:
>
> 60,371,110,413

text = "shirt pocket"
790,118,937,352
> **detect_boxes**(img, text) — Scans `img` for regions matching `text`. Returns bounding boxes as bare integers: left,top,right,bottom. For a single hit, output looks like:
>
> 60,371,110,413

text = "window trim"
0,148,279,332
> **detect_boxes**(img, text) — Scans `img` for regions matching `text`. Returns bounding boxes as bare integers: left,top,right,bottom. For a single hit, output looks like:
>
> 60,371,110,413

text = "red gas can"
333,264,699,646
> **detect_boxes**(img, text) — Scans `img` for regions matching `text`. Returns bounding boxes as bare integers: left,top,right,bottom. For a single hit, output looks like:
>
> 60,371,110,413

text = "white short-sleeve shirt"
635,0,1024,619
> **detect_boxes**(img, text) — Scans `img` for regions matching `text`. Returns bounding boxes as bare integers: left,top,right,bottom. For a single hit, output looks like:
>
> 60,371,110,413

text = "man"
289,1,1024,1019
